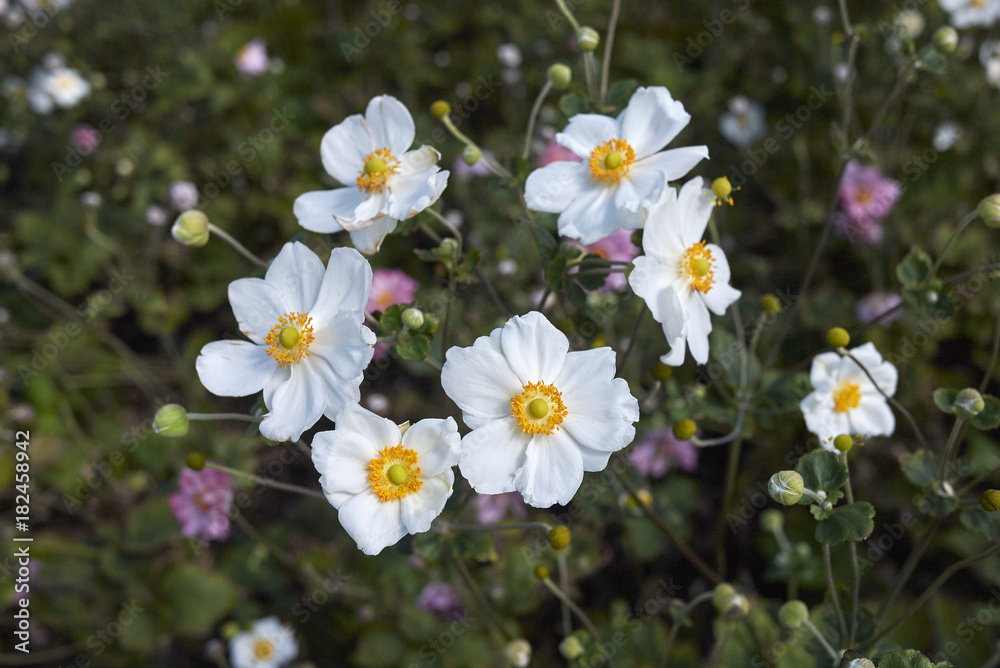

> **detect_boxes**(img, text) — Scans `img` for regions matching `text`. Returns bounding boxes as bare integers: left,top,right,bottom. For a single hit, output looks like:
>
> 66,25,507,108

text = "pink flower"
169,468,233,542
856,292,903,325
583,229,639,291
472,492,527,525
538,139,582,167
366,268,419,313
70,124,100,155
416,581,465,621
235,38,269,76
837,161,901,245
628,428,698,478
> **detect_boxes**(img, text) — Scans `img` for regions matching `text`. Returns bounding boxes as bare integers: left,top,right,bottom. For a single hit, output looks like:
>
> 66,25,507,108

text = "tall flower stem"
541,575,610,664
205,461,326,499
930,210,980,278
599,0,623,103
823,543,848,643
448,549,511,643
187,412,263,423
843,456,861,647
207,224,269,269
660,591,714,668
522,81,552,160
842,349,928,450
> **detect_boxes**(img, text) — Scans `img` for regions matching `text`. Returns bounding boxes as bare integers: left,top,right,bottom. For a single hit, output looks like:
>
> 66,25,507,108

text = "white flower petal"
196,340,275,397
701,246,741,315
334,401,400,448
559,185,644,244
629,256,678,323
524,161,591,213
849,398,896,437
386,163,447,220
320,114,373,185
810,352,844,389
615,164,667,213
228,278,287,344
637,145,709,181
442,334,523,429
556,114,619,158
847,342,898,396
265,242,326,314
557,351,638,458
675,177,714,244
400,472,452,534
310,247,373,322
349,216,399,255
309,326,373,421
311,429,376,508
514,430,585,507
402,417,461,476
680,291,713,365
458,417,529,494
499,311,569,384
619,86,692,158
365,95,416,156
293,188,360,233
259,362,328,442
338,491,407,555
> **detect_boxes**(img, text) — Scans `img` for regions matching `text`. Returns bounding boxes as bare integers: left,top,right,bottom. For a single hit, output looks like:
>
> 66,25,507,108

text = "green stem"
717,436,744,576
843,350,929,451
426,207,464,255
930,210,980,278
876,518,940,622
522,80,552,160
207,224,269,268
187,412,262,423
205,462,326,499
843,455,860,647
823,543,848,644
554,0,582,32
447,521,553,533
599,0,622,103
660,591,714,668
615,304,646,375
583,52,599,101
804,619,841,662
448,549,511,642
542,577,609,663
938,417,967,482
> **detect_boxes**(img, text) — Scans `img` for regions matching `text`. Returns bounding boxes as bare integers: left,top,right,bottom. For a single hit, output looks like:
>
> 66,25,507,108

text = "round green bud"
981,490,1000,512
651,361,673,382
794,542,812,559
430,100,451,119
761,294,782,314
559,635,585,660
673,418,697,441
548,525,571,550
504,639,532,668
978,194,1000,229
547,63,573,90
461,144,482,166
171,210,210,247
768,471,804,505
834,434,854,453
635,488,653,508
186,452,206,471
826,326,850,348
760,509,784,533
778,600,809,629
440,238,460,255
401,307,425,330
534,564,550,580
153,403,190,438
933,26,958,55
845,659,877,668
712,583,737,611
712,176,733,200
576,27,600,52
220,620,241,640
954,388,986,420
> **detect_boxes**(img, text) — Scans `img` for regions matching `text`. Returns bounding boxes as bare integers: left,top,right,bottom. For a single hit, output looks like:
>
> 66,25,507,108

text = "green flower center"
278,326,300,349
364,156,387,175
603,151,623,170
528,398,549,419
387,464,408,485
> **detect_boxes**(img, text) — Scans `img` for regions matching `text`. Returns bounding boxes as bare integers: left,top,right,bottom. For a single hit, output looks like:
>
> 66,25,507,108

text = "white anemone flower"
41,66,90,108
441,311,639,508
312,403,460,555
294,95,449,254
230,616,298,668
196,242,375,442
940,0,1000,28
628,177,742,366
524,86,708,244
799,342,898,448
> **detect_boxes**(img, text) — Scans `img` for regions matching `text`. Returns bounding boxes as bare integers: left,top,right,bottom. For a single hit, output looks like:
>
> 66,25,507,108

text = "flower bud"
760,509,784,533
834,434,854,453
547,63,573,90
933,26,958,55
712,583,748,617
978,194,1000,229
171,210,210,247
954,388,985,420
461,144,482,166
549,525,571,550
760,294,782,314
576,27,600,52
826,326,850,348
186,452,206,471
559,635,584,660
504,639,532,668
651,361,673,382
401,307,425,330
712,176,733,200
220,621,241,640
673,418,697,441
768,471,804,505
778,600,809,629
534,564,550,580
153,404,189,437
440,238,460,255
430,100,451,119
981,489,1000,512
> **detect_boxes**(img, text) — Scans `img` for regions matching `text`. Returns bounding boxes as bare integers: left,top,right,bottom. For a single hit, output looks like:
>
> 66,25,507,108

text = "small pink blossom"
628,428,698,478
416,581,465,621
583,229,639,291
70,123,100,155
539,140,582,167
856,292,903,325
169,468,233,542
473,492,527,525
366,268,419,314
837,161,901,245
234,38,269,77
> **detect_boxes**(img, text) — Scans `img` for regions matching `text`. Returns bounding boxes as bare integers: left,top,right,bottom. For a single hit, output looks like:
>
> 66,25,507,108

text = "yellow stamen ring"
588,138,635,184
356,148,399,194
264,312,314,368
367,445,422,502
832,381,861,413
511,382,567,435
681,241,715,293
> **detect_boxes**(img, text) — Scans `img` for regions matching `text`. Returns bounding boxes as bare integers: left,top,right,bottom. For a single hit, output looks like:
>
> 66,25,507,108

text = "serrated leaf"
915,492,960,517
604,78,638,109
796,450,849,494
532,225,557,261
395,334,430,361
916,49,946,73
545,255,570,290
970,395,1000,430
160,565,237,635
933,388,958,414
897,248,933,289
380,305,404,334
877,648,952,668
960,508,1000,539
559,90,591,117
815,502,875,544
900,449,939,488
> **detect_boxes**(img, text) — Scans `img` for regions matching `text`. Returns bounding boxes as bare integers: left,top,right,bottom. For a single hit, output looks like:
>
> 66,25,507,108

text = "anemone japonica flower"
168,468,233,542
230,617,298,668
294,95,449,254
311,402,460,555
235,38,269,76
799,342,898,447
941,0,1000,28
836,160,901,245
538,139,582,166
441,311,640,508
366,268,420,313
524,86,708,244
628,427,698,478
855,292,903,325
628,177,742,366
28,65,90,114
416,581,466,621
981,40,1000,88
718,96,766,148
196,242,375,442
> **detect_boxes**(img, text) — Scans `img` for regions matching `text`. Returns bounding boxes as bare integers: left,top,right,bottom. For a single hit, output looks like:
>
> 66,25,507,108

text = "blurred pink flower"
235,38,269,76
628,428,698,478
837,161,900,245
856,292,903,325
473,492,527,524
583,229,639,291
416,581,465,621
70,123,100,155
538,140,582,167
169,468,233,542
452,150,495,180
366,268,419,313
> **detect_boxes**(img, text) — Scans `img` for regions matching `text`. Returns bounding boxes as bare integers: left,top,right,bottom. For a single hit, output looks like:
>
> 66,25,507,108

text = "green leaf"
159,565,238,635
900,449,939,488
604,78,638,109
452,532,497,562
559,91,591,117
395,334,430,361
454,248,481,282
815,502,875,544
877,648,952,667
795,450,848,494
380,305,404,335
915,492,960,517
970,395,1000,430
896,247,933,289
960,508,1000,539
916,49,946,73
123,498,177,552
933,388,958,414
532,225,558,261
545,255,570,290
